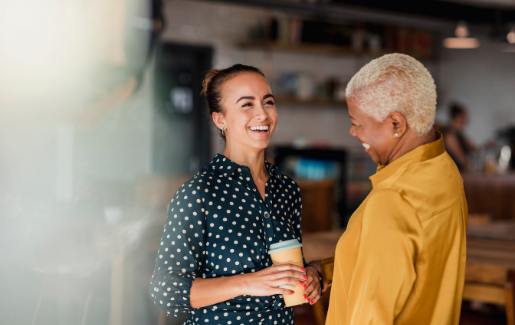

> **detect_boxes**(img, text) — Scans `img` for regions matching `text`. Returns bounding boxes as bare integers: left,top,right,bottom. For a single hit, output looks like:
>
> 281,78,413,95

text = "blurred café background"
1,0,515,324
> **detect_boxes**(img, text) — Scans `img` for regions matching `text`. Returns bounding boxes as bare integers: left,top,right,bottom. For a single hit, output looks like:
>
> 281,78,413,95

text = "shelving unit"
275,95,347,108
238,40,432,108
237,40,434,60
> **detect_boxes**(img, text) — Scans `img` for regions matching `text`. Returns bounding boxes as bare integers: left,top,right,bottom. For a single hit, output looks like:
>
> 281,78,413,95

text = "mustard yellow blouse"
324,134,467,325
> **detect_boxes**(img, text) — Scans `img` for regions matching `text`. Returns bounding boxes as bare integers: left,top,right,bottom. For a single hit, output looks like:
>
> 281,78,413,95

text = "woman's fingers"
243,265,310,297
310,294,321,305
273,264,306,274
272,270,307,281
301,274,314,294
303,274,314,286
305,282,321,305
273,278,305,288
303,281,314,296
307,283,319,300
266,287,296,296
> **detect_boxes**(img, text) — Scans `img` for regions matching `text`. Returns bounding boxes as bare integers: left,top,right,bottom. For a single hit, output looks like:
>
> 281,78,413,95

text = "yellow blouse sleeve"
320,257,334,288
346,190,423,325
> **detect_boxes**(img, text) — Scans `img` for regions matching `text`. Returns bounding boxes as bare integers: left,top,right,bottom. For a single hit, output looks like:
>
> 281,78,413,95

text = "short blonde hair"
346,53,436,136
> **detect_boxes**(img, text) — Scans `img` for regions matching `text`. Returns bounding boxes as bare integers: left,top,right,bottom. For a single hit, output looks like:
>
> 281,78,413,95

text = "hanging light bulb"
443,21,480,49
507,27,515,44
455,21,469,38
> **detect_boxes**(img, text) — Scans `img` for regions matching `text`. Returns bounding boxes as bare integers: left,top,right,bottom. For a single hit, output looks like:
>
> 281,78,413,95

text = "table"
296,179,336,234
466,221,515,286
302,221,515,325
463,173,515,221
302,222,515,263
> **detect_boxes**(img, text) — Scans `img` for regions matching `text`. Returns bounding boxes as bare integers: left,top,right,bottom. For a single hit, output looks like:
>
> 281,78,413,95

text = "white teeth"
249,126,269,131
362,143,370,149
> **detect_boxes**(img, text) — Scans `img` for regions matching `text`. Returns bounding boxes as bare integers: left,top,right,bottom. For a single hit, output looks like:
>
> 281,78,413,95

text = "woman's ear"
388,112,407,138
212,112,225,131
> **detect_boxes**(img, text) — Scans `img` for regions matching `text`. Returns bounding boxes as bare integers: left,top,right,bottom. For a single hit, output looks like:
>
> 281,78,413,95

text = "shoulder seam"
420,194,464,224
368,188,422,226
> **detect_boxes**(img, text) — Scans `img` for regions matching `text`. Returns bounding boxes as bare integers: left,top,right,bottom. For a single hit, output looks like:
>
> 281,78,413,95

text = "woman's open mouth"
362,142,371,153
248,125,270,136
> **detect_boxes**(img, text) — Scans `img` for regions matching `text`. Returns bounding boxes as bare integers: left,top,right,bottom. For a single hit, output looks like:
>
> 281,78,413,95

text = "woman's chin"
248,138,270,150
368,152,380,164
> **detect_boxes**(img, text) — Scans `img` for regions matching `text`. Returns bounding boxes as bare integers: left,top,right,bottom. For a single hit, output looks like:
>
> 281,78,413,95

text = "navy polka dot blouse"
149,154,310,324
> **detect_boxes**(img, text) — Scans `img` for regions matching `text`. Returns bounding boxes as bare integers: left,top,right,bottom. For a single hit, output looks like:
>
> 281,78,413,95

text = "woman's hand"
302,265,322,305
239,264,307,297
307,259,329,293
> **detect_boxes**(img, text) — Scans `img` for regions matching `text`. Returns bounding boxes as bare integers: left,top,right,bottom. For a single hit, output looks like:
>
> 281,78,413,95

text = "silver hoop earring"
221,128,226,136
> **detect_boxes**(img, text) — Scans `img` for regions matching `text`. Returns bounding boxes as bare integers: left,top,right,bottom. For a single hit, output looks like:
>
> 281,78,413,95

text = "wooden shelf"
275,95,347,108
237,40,434,60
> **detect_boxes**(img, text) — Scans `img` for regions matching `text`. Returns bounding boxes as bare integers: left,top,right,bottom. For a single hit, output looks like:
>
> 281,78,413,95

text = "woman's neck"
386,129,437,165
222,143,268,181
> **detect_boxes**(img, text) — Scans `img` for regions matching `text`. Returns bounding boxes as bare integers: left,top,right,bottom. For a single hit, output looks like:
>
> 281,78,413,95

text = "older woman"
316,54,467,325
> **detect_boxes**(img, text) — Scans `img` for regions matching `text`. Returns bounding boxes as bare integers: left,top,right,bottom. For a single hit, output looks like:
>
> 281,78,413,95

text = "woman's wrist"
232,273,250,297
191,273,249,309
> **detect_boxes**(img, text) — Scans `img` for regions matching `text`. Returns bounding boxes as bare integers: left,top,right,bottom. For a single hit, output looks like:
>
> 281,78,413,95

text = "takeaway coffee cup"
268,239,306,307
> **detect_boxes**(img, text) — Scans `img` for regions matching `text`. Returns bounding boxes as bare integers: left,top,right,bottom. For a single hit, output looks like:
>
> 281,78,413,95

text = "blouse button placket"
262,179,276,247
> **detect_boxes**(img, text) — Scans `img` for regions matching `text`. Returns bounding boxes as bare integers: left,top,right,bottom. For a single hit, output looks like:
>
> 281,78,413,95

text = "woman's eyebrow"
263,94,275,100
236,96,255,103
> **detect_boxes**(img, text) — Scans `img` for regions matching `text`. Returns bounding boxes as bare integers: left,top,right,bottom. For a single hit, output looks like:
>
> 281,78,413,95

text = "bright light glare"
0,0,55,62
443,20,479,49
455,21,469,38
0,0,98,102
507,28,515,44
443,37,480,49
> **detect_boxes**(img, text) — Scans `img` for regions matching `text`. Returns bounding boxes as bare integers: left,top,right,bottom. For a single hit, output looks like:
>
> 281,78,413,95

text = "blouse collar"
369,132,446,188
209,153,284,183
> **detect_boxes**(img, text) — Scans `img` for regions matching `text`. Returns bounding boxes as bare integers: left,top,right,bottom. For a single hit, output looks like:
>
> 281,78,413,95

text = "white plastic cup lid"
268,239,302,255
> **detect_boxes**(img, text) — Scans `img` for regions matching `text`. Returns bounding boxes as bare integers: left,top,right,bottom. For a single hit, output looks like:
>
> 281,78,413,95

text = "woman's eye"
265,100,275,106
242,102,252,108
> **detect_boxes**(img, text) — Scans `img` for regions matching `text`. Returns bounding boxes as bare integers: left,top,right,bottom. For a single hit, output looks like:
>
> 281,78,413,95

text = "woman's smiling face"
348,98,398,165
215,72,277,150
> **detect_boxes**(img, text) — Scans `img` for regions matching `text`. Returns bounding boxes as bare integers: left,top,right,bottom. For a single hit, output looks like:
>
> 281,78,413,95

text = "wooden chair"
462,263,515,325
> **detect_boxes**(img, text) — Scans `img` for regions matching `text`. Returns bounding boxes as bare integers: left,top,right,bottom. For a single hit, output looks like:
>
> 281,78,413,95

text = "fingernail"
306,298,310,302
291,291,295,294
299,281,304,285
302,284,307,289
301,267,305,272
303,294,307,298
303,275,308,280
310,301,314,305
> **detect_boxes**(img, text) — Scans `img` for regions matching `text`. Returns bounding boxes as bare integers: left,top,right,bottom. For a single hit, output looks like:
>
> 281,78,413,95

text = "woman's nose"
349,125,357,137
255,104,267,119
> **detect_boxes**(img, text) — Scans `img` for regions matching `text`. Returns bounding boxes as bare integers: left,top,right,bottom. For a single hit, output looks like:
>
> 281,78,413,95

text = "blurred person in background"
149,64,322,324
311,54,467,325
444,102,477,172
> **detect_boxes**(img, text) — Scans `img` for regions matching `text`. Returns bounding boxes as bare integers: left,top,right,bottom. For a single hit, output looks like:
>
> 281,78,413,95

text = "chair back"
462,263,515,325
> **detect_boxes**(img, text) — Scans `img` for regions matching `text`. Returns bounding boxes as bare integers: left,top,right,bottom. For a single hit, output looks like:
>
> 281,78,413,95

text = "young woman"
444,103,477,171
149,64,322,324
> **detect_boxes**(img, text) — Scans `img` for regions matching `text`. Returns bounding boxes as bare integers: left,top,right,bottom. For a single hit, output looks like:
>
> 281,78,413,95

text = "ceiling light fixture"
443,21,480,49
507,27,515,44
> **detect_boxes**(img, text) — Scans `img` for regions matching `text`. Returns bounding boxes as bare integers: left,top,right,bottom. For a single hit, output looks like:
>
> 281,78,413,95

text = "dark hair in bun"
449,102,466,120
201,64,265,138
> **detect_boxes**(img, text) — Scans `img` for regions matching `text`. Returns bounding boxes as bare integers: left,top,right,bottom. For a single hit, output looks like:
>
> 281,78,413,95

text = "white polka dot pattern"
149,154,306,324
